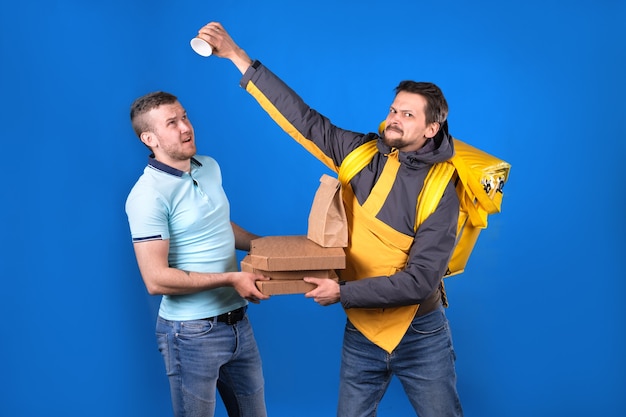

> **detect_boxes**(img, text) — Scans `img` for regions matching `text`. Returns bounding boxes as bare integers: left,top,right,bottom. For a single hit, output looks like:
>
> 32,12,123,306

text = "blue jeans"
156,313,267,417
337,307,463,417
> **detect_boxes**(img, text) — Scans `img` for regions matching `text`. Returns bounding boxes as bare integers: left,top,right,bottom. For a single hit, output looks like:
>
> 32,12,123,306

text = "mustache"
385,125,403,134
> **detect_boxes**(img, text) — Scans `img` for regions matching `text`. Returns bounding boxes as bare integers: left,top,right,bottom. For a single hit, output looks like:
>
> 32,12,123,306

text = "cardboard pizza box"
249,235,345,271
252,270,339,296
240,255,335,280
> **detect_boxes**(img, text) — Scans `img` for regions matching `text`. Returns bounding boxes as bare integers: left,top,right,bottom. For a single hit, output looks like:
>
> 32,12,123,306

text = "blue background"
1,0,624,416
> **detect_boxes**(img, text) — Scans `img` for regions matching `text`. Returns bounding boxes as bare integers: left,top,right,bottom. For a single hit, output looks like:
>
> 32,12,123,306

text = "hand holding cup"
190,22,253,73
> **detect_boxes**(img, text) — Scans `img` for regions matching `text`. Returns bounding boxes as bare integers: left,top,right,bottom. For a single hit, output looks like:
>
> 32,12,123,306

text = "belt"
212,306,247,325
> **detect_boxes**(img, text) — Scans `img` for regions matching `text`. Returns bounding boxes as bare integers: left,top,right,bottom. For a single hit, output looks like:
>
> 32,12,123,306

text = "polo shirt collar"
147,155,203,177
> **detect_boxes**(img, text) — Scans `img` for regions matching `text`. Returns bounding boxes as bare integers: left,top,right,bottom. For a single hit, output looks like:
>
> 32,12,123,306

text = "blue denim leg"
337,307,463,417
392,307,463,417
217,317,267,417
337,319,393,417
156,315,266,417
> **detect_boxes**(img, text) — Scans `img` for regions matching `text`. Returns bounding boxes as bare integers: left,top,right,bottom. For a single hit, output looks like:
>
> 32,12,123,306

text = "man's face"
383,91,439,152
142,102,196,169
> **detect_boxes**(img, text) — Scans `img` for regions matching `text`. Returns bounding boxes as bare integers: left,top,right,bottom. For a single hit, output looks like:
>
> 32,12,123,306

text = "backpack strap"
415,152,503,232
338,140,379,186
415,162,456,233
338,139,448,232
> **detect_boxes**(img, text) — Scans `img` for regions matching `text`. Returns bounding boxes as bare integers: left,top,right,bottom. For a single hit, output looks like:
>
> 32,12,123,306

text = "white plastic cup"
190,38,213,57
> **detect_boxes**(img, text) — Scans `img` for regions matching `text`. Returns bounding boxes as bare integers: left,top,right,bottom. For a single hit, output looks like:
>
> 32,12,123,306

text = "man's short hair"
130,91,178,137
394,81,448,125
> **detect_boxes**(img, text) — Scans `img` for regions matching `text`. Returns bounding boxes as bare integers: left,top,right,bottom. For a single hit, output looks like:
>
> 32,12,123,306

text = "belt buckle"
225,310,235,325
225,307,242,325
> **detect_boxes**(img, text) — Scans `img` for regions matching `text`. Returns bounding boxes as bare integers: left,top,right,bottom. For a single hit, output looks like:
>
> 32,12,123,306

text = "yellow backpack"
338,124,511,278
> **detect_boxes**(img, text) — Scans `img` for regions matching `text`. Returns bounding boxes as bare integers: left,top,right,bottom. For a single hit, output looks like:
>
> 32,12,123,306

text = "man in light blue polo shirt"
125,91,270,417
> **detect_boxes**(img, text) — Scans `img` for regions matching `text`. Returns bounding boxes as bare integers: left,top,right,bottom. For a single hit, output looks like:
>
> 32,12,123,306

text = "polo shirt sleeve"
125,185,171,243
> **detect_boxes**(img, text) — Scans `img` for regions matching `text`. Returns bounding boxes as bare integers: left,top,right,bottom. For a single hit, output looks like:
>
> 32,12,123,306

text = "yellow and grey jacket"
240,61,459,352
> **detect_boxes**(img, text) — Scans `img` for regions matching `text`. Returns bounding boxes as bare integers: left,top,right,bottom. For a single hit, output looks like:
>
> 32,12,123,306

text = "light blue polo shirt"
125,155,246,321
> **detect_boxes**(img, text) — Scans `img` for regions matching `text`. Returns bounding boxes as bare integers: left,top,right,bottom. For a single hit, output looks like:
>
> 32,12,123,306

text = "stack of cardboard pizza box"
241,235,345,295
241,174,348,295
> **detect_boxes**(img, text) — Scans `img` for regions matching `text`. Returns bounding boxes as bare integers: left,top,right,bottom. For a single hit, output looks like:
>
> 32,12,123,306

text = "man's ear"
426,122,440,139
140,131,154,148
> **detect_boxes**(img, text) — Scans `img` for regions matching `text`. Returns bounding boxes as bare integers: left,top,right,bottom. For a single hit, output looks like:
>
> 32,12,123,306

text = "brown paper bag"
307,174,348,247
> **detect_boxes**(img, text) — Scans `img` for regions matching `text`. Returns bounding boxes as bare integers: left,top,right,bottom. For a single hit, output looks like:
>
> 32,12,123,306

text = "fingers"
233,272,270,303
244,288,269,304
248,279,270,302
197,21,223,36
303,277,322,285
303,278,340,306
303,277,321,299
245,294,266,304
196,22,225,52
304,285,326,304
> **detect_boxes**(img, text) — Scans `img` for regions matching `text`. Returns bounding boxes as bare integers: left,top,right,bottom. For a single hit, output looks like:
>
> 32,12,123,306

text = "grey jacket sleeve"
240,60,369,166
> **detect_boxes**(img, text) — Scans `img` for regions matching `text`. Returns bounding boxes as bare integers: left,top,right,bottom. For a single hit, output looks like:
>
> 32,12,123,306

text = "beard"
382,126,408,149
161,142,197,161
